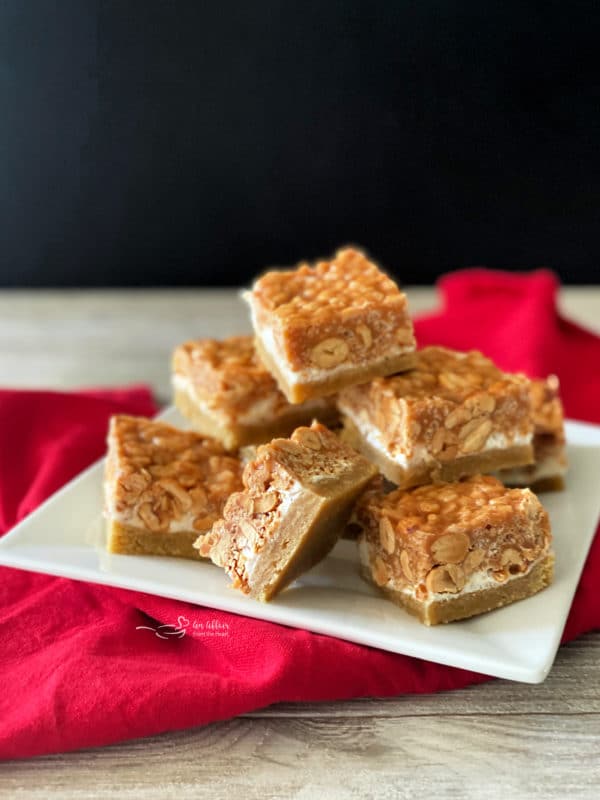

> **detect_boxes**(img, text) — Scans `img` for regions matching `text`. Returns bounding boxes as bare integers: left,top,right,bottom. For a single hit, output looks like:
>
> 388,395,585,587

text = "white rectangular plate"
0,410,599,683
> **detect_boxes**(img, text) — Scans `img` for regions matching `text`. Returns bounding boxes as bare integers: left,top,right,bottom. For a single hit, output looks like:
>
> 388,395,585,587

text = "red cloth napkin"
1,271,599,760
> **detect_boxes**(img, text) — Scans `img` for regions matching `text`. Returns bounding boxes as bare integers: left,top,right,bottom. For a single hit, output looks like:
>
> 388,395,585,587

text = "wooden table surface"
1,286,599,799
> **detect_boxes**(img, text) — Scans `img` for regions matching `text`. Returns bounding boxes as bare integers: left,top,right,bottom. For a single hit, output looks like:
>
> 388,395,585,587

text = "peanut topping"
310,337,349,368
459,418,493,453
379,517,396,555
247,247,415,371
372,556,391,587
500,547,527,574
338,346,533,460
426,564,465,594
355,475,552,601
430,427,446,454
400,550,415,582
356,324,373,349
105,415,243,534
463,548,484,574
197,420,377,593
157,478,193,511
430,532,470,564
138,503,160,531
529,376,565,437
172,335,335,424
251,248,406,321
268,421,374,483
252,492,279,514
291,427,322,450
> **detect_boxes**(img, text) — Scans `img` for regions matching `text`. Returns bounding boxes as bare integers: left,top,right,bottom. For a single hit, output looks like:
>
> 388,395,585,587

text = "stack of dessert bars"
104,248,565,624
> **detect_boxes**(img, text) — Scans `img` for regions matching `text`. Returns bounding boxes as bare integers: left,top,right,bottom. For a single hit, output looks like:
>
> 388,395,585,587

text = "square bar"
338,346,534,488
355,475,554,625
497,376,567,491
195,422,378,601
243,247,416,403
172,335,338,450
104,415,243,559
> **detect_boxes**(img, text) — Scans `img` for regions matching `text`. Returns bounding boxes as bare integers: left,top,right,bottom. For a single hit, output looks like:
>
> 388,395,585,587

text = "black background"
1,1,599,287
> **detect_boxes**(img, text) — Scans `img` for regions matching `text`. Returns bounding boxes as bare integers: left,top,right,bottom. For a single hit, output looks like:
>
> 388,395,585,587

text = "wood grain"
2,708,600,799
1,287,599,798
1,287,597,401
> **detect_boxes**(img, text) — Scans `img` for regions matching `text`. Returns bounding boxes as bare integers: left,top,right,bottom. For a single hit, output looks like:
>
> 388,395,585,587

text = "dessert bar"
338,346,534,488
195,422,378,600
172,335,338,450
104,415,243,559
243,247,416,403
356,475,554,625
497,376,567,491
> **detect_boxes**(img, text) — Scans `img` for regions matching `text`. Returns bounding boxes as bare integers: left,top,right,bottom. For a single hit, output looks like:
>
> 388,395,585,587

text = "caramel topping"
248,248,415,370
105,415,243,534
196,421,376,592
368,347,527,402
530,375,565,437
338,346,533,458
251,247,407,325
357,475,551,597
172,335,284,414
